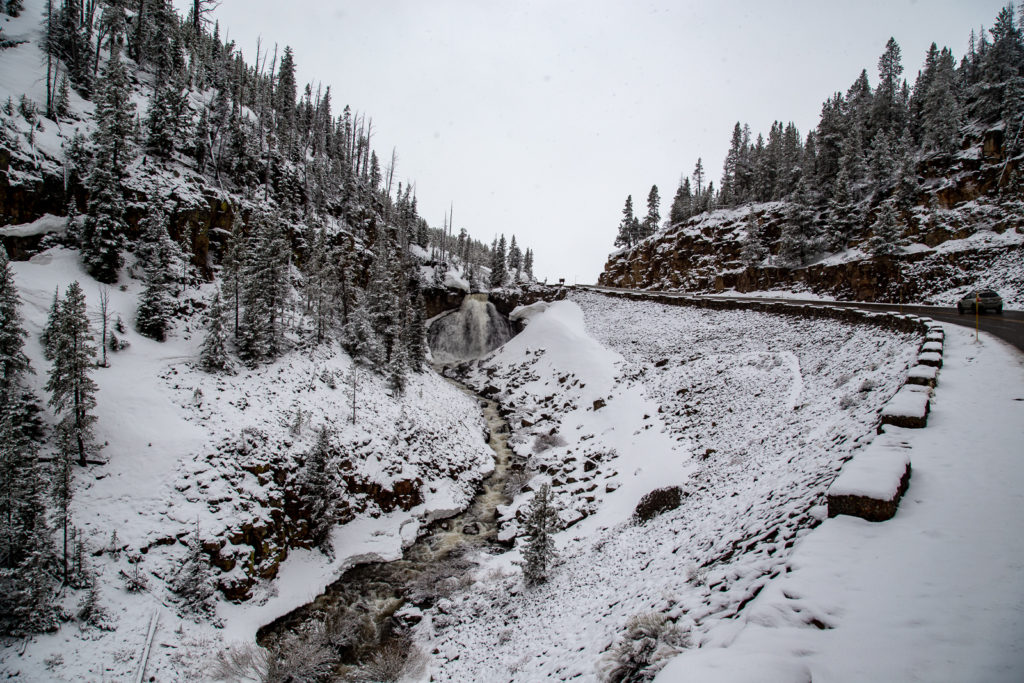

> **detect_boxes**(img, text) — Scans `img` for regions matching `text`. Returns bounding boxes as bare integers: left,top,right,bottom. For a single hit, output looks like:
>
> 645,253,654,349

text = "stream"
255,371,519,671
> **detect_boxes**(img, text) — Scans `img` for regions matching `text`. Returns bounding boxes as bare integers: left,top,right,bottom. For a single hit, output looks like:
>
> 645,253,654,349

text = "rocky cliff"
599,127,1024,308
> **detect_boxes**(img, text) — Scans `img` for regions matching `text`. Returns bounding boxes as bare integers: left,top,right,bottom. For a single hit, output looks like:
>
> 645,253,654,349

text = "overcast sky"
174,0,1009,283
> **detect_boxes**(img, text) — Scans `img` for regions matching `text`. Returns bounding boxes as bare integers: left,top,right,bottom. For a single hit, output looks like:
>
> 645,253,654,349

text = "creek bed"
256,373,519,670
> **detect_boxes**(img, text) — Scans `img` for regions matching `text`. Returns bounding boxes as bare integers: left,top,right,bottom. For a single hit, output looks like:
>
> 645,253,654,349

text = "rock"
461,522,481,536
633,486,686,523
592,398,606,411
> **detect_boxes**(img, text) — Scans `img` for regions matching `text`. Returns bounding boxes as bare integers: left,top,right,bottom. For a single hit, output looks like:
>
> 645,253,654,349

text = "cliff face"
599,128,1024,307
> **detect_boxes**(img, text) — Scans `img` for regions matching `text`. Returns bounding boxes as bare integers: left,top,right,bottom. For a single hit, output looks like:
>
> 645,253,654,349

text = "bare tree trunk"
97,286,110,367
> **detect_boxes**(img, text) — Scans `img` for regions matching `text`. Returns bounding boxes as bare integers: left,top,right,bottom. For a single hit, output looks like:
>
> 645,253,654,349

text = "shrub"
597,612,691,682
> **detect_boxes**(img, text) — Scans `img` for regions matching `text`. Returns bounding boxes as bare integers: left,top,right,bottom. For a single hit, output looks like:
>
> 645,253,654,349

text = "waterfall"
428,293,513,364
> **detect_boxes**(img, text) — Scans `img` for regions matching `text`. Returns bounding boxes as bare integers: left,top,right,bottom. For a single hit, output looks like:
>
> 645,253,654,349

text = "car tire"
957,304,964,315
996,306,1003,315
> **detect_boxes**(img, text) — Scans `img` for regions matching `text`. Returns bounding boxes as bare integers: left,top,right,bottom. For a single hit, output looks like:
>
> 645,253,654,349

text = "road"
580,286,1024,353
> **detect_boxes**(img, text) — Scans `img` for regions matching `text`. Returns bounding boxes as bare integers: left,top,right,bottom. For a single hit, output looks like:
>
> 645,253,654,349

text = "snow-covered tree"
238,215,290,365
135,205,178,341
867,199,904,256
521,483,559,587
490,234,508,288
642,185,660,238
171,519,215,616
507,235,523,282
614,195,639,249
296,427,339,554
523,248,535,281
199,290,232,374
738,216,768,267
45,282,98,468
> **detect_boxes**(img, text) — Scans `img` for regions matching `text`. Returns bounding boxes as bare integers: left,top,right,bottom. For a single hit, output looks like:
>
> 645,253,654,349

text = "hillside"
600,6,1024,308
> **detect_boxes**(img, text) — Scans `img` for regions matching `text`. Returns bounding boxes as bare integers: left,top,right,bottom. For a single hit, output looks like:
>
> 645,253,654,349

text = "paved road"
580,286,1024,353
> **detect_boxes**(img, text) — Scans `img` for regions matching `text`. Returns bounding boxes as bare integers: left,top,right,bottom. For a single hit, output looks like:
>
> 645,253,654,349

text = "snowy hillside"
1,248,494,680
416,291,926,680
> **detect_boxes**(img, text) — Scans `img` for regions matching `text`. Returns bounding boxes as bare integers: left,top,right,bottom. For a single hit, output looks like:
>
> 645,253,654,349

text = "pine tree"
296,427,339,554
403,288,427,373
81,44,135,284
738,216,768,267
668,179,692,226
171,519,215,616
45,282,98,468
867,199,903,256
490,234,508,288
521,483,559,587
238,215,289,365
643,185,660,238
51,421,75,585
0,249,53,625
873,38,906,137
507,235,523,283
135,203,177,341
199,290,233,374
40,287,60,361
614,195,637,249
523,248,535,281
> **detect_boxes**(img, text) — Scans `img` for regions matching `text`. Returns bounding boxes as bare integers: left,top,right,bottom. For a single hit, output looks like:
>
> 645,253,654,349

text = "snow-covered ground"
412,291,943,680
4,248,1022,681
1,248,494,681
657,321,1024,682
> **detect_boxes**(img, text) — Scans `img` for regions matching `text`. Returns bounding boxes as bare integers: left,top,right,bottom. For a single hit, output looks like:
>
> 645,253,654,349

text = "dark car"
957,290,1003,314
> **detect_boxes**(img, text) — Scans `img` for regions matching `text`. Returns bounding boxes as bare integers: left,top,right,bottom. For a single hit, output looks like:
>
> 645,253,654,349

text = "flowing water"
428,293,513,364
256,373,519,669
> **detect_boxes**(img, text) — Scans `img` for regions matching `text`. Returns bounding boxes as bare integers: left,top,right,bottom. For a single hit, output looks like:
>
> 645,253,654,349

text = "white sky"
174,0,1009,283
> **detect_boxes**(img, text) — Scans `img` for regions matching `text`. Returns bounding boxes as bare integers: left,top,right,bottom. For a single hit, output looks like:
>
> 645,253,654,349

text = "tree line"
614,3,1024,263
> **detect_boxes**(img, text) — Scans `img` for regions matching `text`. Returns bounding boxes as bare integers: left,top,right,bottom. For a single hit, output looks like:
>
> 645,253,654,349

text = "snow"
880,384,931,420
415,289,922,680
826,432,912,500
659,325,1024,682
906,364,939,385
0,213,66,237
2,245,495,681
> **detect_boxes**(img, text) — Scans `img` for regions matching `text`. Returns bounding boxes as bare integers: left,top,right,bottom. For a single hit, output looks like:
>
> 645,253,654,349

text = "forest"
614,4,1024,265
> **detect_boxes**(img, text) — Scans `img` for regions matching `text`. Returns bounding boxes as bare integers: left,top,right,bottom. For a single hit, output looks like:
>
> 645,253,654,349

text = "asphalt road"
580,286,1024,353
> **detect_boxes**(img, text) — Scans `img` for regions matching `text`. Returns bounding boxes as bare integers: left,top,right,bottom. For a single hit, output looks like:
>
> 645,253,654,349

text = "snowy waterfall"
428,293,513,364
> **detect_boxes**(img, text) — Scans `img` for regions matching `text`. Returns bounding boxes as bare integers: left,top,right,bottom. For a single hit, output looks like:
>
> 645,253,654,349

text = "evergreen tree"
507,235,523,283
40,287,60,361
171,519,215,615
51,421,75,585
738,216,768,267
81,44,135,284
521,483,559,587
873,38,906,137
45,282,98,468
0,249,53,628
403,288,427,373
921,47,961,153
614,195,637,249
237,215,290,365
199,290,232,374
867,199,904,256
668,178,692,226
366,228,401,369
135,204,178,341
523,248,535,281
490,234,508,288
643,185,660,238
342,290,378,366
0,247,30,408
296,427,339,554
776,185,819,266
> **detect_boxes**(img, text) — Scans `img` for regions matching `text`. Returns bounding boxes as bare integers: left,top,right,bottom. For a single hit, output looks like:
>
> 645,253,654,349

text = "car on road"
956,289,1003,314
